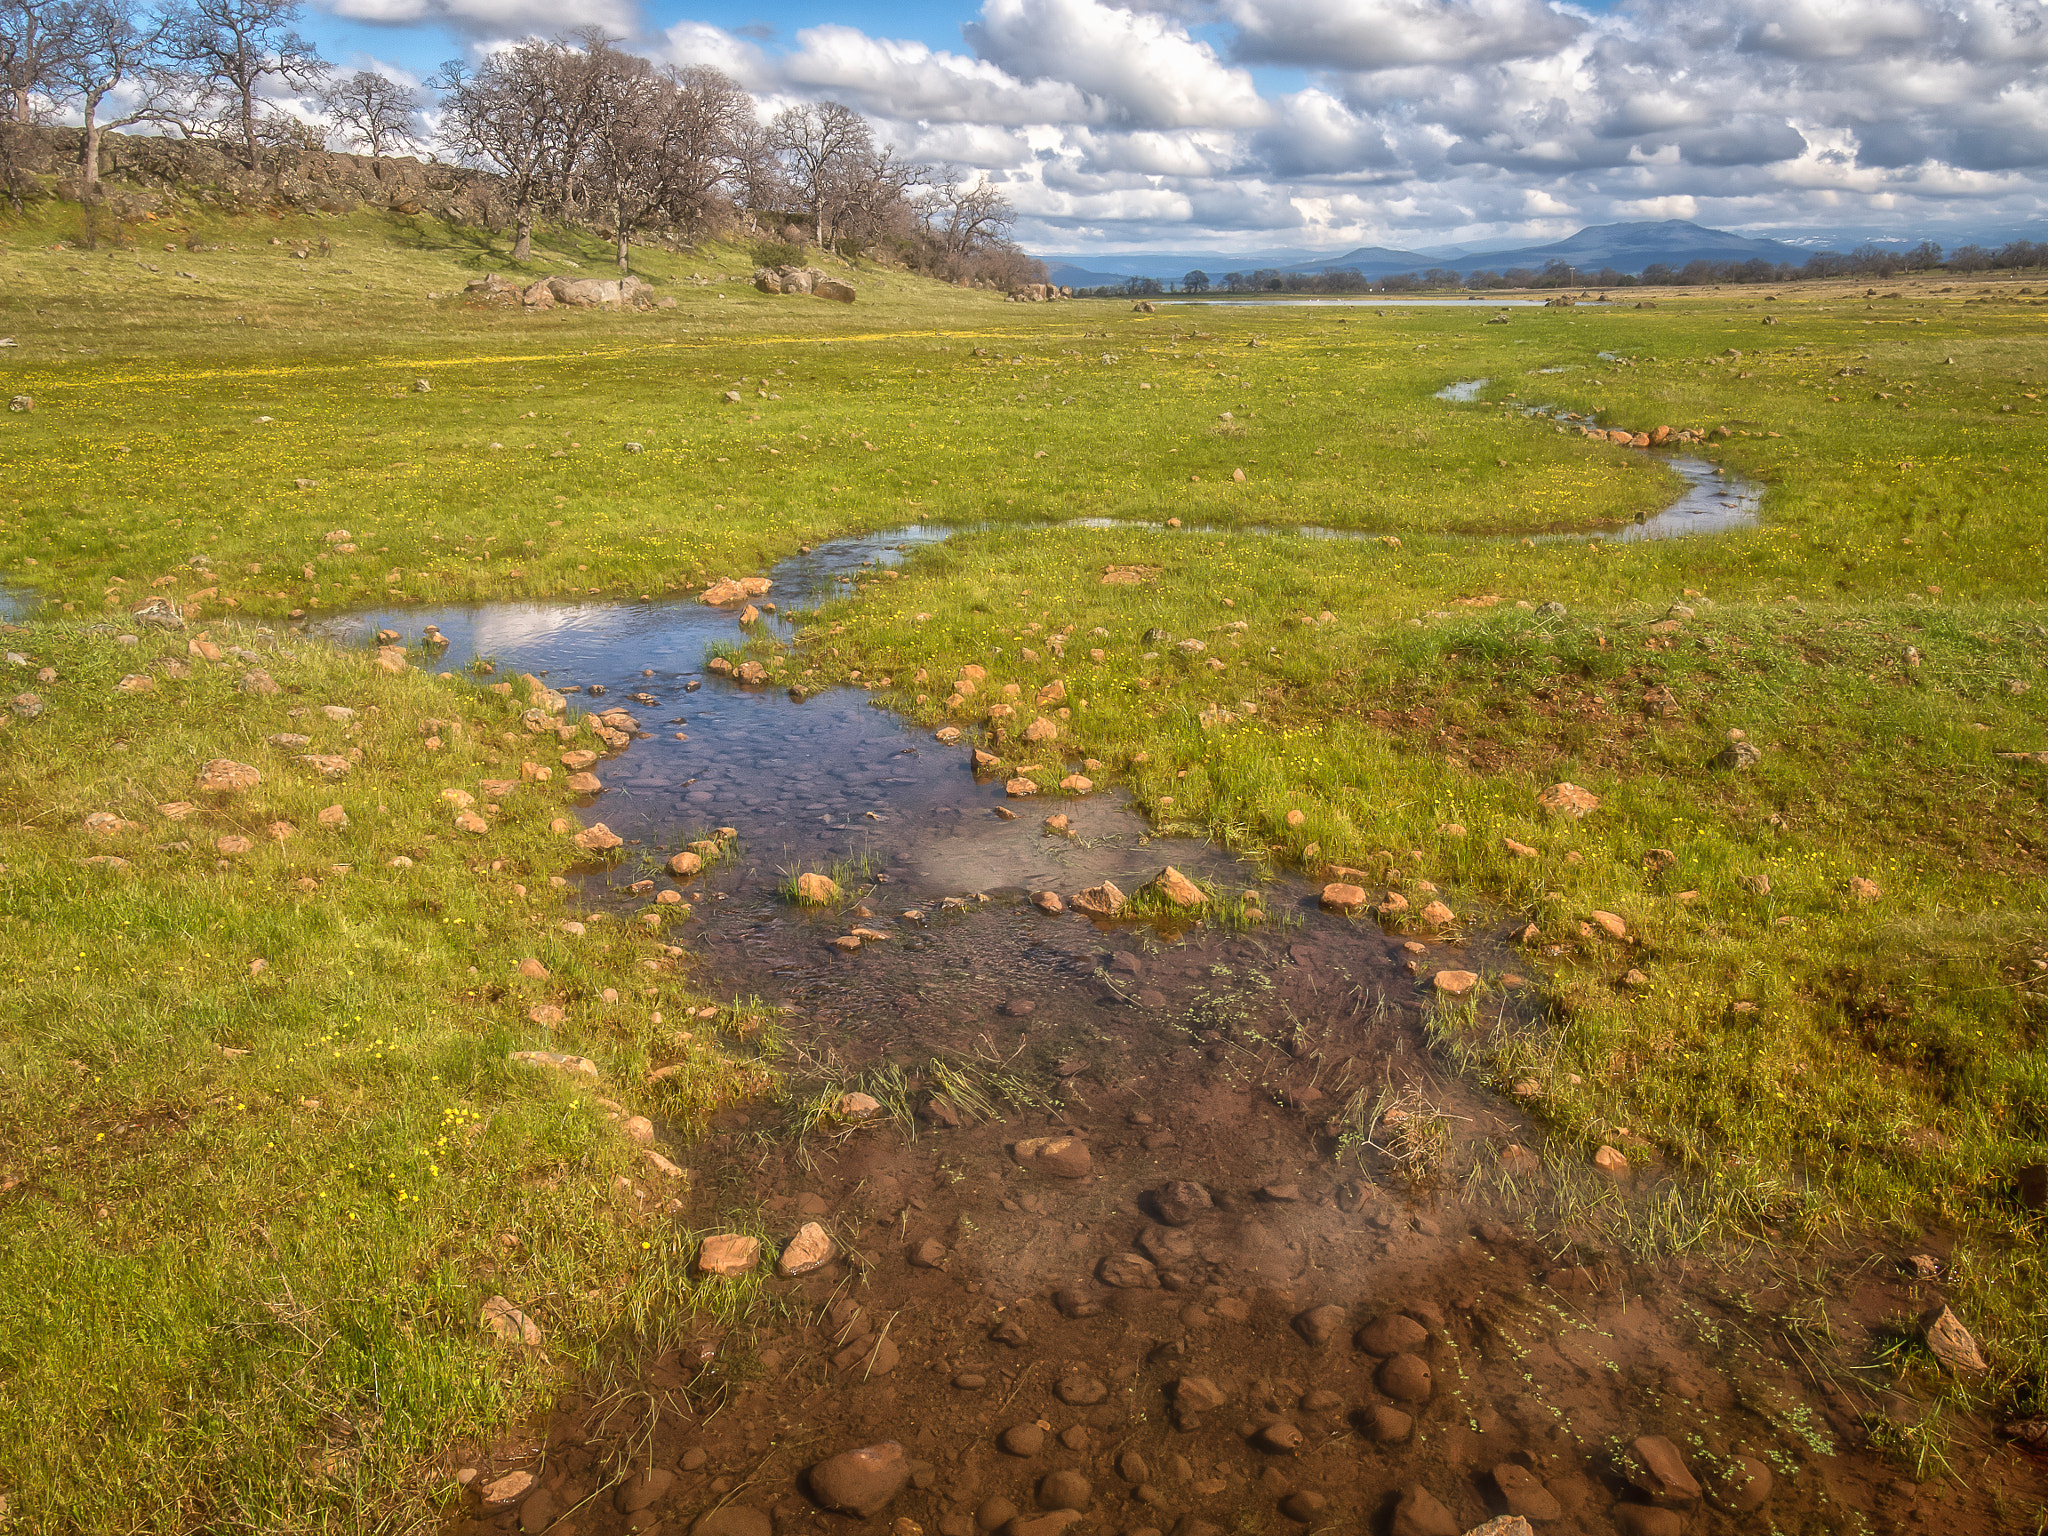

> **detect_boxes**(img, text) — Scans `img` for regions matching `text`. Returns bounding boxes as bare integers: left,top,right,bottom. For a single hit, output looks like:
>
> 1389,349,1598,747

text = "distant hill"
1284,221,1813,279
1047,262,1142,289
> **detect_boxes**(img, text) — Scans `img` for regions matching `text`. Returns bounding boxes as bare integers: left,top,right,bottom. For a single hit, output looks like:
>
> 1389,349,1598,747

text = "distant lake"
1159,296,1557,307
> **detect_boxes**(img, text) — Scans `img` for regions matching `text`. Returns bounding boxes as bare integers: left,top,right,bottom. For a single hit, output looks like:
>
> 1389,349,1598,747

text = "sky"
297,0,2048,257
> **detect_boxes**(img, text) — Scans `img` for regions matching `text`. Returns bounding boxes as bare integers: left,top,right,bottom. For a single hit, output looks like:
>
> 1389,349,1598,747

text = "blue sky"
288,0,2048,256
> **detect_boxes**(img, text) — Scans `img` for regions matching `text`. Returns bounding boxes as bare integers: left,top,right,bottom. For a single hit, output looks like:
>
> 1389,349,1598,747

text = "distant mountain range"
1045,220,1849,287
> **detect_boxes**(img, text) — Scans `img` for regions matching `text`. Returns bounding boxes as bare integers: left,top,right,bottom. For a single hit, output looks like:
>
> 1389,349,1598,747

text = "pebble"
1037,1470,1091,1510
1056,1373,1109,1405
1149,1180,1213,1226
777,1221,835,1277
1628,1435,1701,1506
692,1508,772,1536
999,1424,1045,1456
1355,1313,1429,1355
1377,1353,1432,1401
1390,1483,1457,1536
1492,1465,1561,1521
1279,1492,1325,1521
808,1443,911,1517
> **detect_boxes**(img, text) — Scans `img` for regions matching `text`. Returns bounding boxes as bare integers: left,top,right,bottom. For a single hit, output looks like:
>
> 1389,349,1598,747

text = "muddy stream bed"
300,457,2037,1535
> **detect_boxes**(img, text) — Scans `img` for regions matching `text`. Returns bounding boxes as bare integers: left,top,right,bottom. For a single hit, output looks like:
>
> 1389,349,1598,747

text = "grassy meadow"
1,194,2045,1526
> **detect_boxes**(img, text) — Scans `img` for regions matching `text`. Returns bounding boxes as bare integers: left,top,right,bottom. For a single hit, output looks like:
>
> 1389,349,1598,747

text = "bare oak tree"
50,0,174,186
917,168,1014,256
167,0,324,168
0,0,73,122
318,69,419,157
768,99,870,248
436,39,586,263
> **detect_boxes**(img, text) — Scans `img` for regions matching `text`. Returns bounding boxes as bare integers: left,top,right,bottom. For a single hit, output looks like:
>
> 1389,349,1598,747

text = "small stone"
1031,890,1065,914
1850,876,1883,902
196,759,260,793
1628,1435,1701,1507
1037,1470,1091,1510
1355,1314,1428,1355
1320,883,1368,914
1921,1304,1989,1376
1712,740,1763,770
1431,970,1479,997
1493,1465,1561,1522
693,1508,773,1536
1377,1353,1431,1401
1056,1374,1108,1405
1143,865,1206,907
808,1443,912,1517
1389,1483,1458,1536
999,1424,1045,1456
1254,1423,1303,1454
1280,1492,1325,1521
481,1295,543,1346
909,1237,948,1268
1593,1144,1630,1177
1706,1455,1773,1514
1013,1135,1092,1178
1071,880,1125,916
779,1221,836,1277
1174,1376,1228,1412
696,1233,762,1277
1098,1252,1160,1288
1150,1181,1213,1226
481,1470,536,1506
1361,1405,1412,1442
1005,777,1039,798
1611,1508,1681,1536
573,823,623,853
1589,910,1628,940
1294,1304,1347,1346
1536,782,1600,819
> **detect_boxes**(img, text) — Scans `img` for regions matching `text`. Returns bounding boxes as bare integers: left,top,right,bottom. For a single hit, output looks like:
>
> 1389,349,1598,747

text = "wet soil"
442,898,2046,1536
306,496,2042,1536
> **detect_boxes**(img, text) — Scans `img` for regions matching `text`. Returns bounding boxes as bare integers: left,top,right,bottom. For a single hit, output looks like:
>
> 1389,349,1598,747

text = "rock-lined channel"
290,489,2032,1534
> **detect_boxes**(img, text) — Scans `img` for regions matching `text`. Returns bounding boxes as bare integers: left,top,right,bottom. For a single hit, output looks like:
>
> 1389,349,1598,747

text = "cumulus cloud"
1225,0,1582,70
631,0,2048,251
966,0,1267,129
329,0,635,35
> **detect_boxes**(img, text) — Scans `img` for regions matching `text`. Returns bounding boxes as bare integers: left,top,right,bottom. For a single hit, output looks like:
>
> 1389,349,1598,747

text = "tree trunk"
81,118,102,188
241,92,259,169
615,205,630,272
512,207,532,264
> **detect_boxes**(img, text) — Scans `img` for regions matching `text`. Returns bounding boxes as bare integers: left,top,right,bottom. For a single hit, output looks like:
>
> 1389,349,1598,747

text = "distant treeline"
1080,240,2048,298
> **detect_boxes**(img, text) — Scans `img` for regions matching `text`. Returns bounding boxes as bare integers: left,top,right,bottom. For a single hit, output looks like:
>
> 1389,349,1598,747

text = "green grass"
0,191,2045,1523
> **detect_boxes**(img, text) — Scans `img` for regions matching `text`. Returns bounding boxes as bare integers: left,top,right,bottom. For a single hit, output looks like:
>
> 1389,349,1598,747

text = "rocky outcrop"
463,272,671,311
9,124,501,222
1006,283,1074,303
754,265,857,302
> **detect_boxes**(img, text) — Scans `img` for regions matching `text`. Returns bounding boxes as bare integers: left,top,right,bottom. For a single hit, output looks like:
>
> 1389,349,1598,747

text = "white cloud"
619,0,2048,251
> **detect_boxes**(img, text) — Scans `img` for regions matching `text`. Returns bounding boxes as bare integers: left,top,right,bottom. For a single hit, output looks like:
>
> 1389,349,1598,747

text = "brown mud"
446,858,2046,1536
